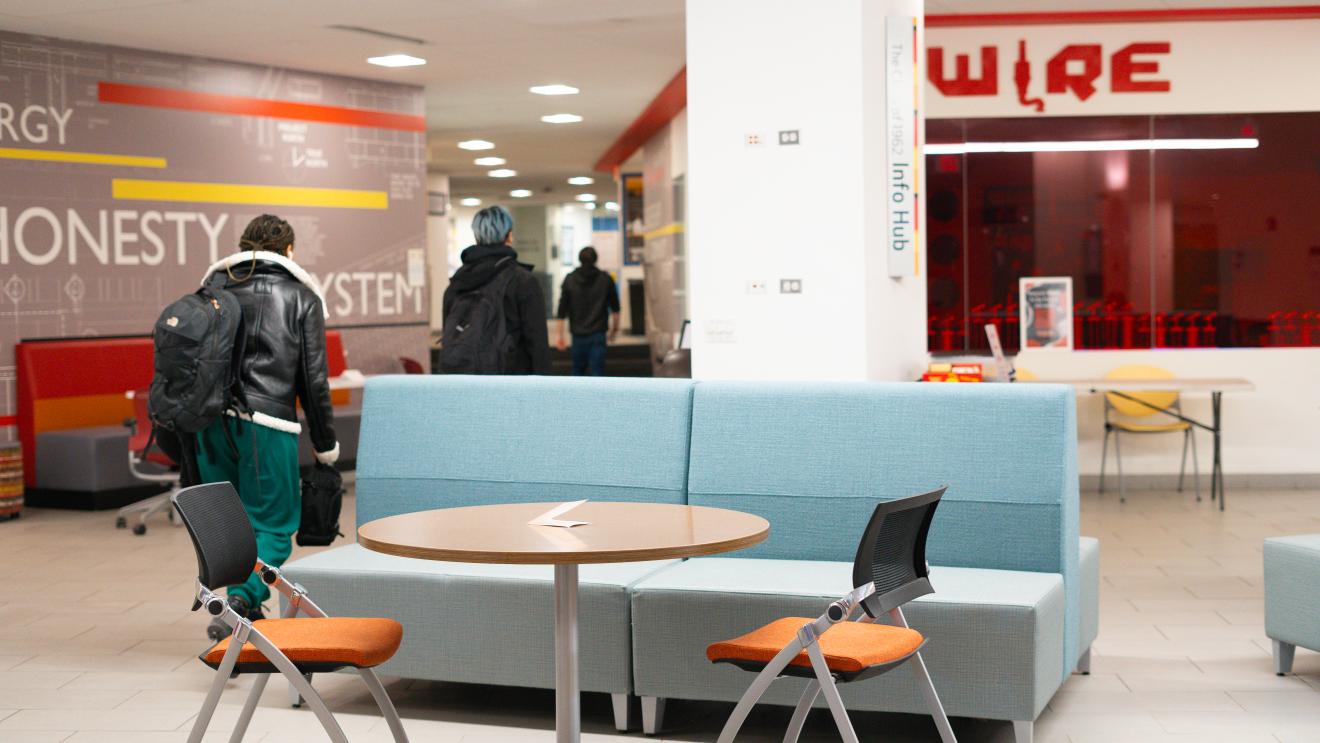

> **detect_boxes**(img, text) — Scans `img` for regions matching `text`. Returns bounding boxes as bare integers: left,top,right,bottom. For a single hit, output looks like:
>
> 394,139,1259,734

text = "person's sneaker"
205,595,250,643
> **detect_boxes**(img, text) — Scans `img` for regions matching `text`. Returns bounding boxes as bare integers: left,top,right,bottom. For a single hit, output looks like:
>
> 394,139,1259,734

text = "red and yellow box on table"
921,363,984,383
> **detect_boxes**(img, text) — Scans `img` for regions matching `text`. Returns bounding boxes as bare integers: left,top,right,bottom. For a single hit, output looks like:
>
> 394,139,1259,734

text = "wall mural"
0,30,429,432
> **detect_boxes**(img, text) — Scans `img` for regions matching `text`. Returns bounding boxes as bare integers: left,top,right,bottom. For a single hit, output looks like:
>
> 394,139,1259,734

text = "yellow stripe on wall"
112,179,389,210
642,222,684,241
0,147,166,168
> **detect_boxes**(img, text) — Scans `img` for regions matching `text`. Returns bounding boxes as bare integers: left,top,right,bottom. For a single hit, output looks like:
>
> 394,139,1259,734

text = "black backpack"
297,462,344,546
148,274,247,434
440,257,519,374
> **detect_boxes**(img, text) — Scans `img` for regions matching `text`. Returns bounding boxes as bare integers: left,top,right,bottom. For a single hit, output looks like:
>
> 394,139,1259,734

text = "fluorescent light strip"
531,84,579,96
367,54,426,68
541,113,583,124
458,139,495,151
474,156,506,166
925,138,1259,155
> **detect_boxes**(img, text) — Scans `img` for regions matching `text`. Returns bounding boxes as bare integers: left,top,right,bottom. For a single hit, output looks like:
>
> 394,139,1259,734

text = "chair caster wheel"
116,517,127,529
132,524,147,536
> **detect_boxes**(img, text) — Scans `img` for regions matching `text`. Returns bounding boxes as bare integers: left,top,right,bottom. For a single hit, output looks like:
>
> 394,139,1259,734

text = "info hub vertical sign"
886,15,920,278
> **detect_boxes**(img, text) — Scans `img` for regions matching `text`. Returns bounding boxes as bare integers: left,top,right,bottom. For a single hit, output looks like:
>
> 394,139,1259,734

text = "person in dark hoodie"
442,205,550,374
196,214,338,641
555,246,620,376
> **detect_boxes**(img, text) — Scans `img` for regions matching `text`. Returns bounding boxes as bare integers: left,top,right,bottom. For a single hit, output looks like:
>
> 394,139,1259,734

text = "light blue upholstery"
355,376,696,525
282,544,675,694
1079,536,1101,666
630,558,1065,722
686,381,1082,678
1264,535,1320,654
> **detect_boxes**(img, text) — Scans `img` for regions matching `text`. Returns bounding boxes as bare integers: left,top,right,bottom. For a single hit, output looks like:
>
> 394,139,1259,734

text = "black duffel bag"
297,462,344,547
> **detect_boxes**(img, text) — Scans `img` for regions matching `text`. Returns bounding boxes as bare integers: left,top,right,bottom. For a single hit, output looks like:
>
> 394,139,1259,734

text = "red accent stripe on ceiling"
926,5,1320,27
98,82,426,132
594,68,686,174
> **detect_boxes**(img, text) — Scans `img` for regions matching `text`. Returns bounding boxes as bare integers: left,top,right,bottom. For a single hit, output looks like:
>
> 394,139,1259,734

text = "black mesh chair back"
173,482,258,596
851,486,946,618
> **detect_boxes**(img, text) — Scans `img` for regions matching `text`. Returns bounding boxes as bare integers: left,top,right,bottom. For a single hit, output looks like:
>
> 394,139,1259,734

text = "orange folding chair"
707,487,957,743
173,482,410,743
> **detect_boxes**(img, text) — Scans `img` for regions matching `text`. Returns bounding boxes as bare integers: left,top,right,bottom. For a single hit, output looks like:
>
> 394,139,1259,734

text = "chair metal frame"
714,488,957,743
174,486,410,743
1099,395,1199,504
116,390,182,535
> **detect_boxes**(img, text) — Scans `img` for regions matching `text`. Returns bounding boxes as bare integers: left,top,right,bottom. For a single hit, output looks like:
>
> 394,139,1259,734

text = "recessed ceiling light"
458,139,495,151
604,201,619,211
367,54,426,68
488,169,517,178
575,193,596,202
510,189,533,198
541,113,583,124
583,202,597,211
474,156,506,166
567,176,594,186
530,84,579,96
459,197,482,207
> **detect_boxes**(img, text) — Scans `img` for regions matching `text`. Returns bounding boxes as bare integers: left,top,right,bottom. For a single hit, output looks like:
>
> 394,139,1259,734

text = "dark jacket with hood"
200,251,338,464
443,244,550,375
557,264,619,336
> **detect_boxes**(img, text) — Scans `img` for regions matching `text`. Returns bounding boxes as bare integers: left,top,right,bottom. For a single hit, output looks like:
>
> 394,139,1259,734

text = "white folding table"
1025,377,1254,510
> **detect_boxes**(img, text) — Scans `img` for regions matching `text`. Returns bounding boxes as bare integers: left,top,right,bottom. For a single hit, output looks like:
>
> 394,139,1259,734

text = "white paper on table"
529,500,589,528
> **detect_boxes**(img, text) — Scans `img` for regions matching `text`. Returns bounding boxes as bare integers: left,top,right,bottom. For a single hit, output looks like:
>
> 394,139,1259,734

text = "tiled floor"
2,486,1320,742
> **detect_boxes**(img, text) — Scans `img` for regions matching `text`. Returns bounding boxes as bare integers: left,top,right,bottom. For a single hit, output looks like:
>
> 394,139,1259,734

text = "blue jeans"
570,332,607,376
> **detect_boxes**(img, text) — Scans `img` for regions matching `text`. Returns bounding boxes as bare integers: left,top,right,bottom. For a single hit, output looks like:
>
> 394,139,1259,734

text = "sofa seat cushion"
630,557,1065,722
282,543,676,694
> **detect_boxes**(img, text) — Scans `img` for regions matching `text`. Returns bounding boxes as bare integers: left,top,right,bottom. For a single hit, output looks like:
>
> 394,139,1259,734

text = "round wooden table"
358,501,769,743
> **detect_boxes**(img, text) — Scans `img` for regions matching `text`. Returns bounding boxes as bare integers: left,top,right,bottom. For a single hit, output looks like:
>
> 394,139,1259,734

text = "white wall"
1016,348,1320,479
686,0,926,381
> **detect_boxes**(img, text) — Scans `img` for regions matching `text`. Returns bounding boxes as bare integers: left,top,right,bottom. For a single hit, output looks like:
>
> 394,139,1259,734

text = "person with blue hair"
441,205,550,374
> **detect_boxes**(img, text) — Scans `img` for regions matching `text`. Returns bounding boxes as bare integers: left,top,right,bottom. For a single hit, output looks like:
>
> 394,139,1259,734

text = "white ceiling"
3,0,1314,205
0,0,684,205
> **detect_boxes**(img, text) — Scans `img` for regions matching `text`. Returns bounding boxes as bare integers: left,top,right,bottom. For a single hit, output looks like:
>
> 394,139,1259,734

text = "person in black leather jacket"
195,214,338,640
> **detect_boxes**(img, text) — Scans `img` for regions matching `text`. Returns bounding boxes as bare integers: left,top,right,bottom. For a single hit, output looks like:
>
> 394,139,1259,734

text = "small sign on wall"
886,15,920,277
1019,276,1074,351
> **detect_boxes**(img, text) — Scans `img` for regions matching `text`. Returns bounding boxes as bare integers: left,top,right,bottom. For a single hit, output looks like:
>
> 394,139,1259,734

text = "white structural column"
687,0,927,381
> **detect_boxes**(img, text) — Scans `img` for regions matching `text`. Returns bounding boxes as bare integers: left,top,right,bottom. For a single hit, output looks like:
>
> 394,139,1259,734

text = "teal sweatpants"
196,417,300,608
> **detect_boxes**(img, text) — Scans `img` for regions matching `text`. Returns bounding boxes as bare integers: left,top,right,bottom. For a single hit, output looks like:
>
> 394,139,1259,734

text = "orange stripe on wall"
33,394,134,434
98,82,426,133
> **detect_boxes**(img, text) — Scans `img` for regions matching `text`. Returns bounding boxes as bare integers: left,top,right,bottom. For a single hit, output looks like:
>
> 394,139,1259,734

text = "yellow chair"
1100,365,1198,503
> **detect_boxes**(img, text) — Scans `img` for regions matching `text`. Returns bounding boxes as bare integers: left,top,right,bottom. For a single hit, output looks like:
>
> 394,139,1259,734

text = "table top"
358,502,771,565
1024,377,1254,393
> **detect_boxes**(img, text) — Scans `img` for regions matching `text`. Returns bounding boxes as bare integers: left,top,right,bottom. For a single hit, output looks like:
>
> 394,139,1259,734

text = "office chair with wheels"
173,482,410,743
115,389,181,535
1099,365,1199,504
706,487,956,743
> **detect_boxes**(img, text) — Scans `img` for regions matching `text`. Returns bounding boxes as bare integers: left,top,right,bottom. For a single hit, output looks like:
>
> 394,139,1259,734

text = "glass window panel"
1152,113,1320,347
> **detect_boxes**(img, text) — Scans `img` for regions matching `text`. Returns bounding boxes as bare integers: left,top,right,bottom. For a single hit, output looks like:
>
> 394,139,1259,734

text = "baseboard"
1080,473,1320,492
24,484,170,511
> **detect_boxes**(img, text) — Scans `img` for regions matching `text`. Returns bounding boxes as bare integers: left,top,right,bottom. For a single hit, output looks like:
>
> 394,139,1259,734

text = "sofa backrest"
355,376,695,526
686,381,1081,676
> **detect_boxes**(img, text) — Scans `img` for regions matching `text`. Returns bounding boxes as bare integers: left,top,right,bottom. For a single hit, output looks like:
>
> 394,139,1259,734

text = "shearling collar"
201,251,329,318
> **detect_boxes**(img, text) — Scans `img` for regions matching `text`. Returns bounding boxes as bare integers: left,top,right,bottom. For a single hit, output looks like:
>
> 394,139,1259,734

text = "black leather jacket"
203,253,336,457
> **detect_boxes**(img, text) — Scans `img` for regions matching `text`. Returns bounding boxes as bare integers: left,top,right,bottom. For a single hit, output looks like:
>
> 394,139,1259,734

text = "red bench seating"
16,332,349,488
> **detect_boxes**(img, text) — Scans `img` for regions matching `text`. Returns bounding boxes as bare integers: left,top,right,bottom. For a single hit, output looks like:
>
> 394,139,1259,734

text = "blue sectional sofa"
282,376,1098,742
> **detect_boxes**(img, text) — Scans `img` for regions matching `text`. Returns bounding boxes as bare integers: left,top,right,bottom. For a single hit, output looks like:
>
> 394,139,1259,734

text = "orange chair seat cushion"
707,617,924,674
204,617,402,669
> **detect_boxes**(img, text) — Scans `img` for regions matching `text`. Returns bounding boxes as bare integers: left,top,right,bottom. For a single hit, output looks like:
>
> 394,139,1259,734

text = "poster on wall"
0,29,429,429
621,173,645,265
1019,277,1074,351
